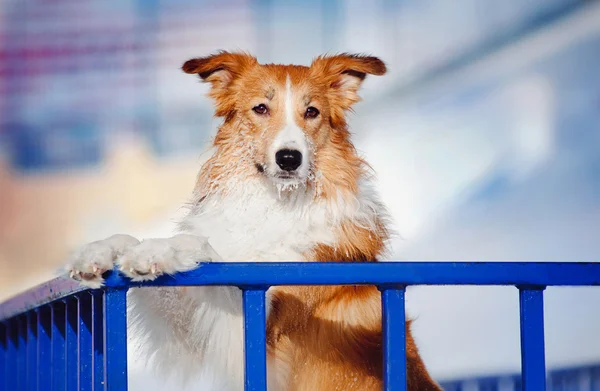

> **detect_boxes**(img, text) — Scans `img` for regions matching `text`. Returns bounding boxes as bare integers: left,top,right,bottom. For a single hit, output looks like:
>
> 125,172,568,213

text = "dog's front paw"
118,238,177,281
67,234,140,288
118,234,220,281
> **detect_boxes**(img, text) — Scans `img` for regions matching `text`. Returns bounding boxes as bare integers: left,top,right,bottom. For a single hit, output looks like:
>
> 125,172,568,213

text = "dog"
67,51,441,391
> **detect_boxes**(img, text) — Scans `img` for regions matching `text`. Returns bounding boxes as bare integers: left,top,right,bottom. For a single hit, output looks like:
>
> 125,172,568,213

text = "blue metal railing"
1,261,600,391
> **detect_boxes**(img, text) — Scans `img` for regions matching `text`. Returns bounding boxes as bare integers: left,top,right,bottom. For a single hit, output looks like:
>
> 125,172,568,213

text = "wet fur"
71,51,440,390
175,51,441,390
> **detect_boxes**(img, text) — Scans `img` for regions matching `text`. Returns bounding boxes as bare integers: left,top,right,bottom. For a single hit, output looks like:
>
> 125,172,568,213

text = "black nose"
275,149,302,172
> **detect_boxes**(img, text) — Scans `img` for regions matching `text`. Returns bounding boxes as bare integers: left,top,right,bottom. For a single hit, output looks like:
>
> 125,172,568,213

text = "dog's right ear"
182,51,257,116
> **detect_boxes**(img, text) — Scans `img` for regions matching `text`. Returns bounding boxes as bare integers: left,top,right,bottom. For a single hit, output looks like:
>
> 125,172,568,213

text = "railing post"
519,287,546,391
17,316,27,391
92,292,105,390
27,312,38,391
79,294,93,391
52,302,67,391
104,288,129,391
243,287,267,391
0,322,5,391
66,298,79,391
38,306,52,389
379,285,407,391
6,319,16,391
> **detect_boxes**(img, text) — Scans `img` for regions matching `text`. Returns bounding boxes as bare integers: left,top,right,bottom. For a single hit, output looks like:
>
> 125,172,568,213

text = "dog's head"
183,51,386,195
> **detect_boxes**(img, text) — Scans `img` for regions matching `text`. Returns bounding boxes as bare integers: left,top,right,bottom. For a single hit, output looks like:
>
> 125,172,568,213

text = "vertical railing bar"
92,292,105,390
519,287,547,391
17,315,27,391
52,302,67,391
0,322,5,391
6,318,16,391
3,262,596,391
243,288,267,391
79,294,93,391
66,298,79,391
38,306,52,391
50,304,55,390
379,285,407,391
27,311,38,391
1,322,6,391
104,288,128,391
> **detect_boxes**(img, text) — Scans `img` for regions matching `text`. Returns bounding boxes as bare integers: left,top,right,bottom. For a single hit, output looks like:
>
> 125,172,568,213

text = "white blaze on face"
268,76,310,181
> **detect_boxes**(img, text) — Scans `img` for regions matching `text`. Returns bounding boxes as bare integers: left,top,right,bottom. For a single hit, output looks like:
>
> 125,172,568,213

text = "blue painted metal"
0,278,83,321
38,306,51,390
3,262,600,322
96,262,600,291
104,288,128,391
26,311,37,391
519,289,547,391
380,286,407,391
0,261,599,390
79,294,93,391
243,288,268,391
92,292,105,390
52,302,66,391
66,298,78,391
6,319,16,391
17,316,27,390
0,322,5,391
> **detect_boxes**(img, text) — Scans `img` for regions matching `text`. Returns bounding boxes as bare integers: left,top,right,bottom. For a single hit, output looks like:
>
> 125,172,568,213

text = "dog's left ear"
311,53,386,127
311,53,386,108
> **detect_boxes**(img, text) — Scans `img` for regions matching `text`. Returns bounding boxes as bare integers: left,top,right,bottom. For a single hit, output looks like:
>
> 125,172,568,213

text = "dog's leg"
68,234,243,390
121,235,244,390
126,284,244,390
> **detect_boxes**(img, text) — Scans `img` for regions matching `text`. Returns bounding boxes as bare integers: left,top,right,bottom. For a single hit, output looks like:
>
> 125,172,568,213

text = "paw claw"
67,234,139,289
115,236,212,281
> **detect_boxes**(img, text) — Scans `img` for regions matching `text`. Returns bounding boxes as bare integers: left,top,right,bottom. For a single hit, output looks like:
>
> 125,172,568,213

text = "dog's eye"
305,106,320,119
252,104,269,115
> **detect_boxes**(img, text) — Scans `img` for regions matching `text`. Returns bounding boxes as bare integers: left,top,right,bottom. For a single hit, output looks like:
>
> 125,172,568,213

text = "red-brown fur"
183,51,440,390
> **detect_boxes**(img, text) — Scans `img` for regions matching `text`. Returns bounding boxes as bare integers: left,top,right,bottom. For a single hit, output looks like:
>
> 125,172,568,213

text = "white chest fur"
179,179,344,262
128,177,383,390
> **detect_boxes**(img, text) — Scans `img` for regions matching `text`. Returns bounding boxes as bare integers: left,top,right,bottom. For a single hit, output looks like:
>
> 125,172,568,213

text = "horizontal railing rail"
1,261,600,391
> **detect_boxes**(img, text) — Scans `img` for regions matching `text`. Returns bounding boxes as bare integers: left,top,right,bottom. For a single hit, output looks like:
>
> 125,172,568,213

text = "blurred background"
1,0,599,388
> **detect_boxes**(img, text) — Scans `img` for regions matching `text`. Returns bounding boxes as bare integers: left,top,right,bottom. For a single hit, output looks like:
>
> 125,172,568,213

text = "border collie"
67,51,440,391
